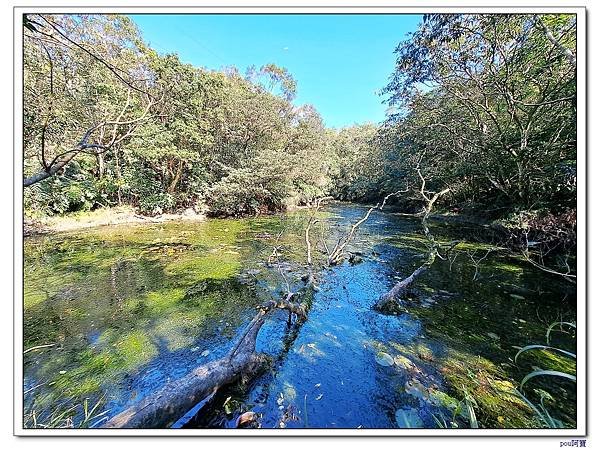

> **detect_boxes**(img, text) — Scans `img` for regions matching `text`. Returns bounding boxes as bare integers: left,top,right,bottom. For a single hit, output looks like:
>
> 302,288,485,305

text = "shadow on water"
23,219,266,427
23,204,576,429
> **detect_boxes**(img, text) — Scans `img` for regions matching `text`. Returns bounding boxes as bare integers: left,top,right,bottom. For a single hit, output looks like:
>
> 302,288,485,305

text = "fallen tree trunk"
102,295,307,429
375,167,451,313
374,252,435,313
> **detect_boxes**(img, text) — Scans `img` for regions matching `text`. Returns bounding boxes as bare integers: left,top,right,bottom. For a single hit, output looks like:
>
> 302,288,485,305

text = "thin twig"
24,343,55,354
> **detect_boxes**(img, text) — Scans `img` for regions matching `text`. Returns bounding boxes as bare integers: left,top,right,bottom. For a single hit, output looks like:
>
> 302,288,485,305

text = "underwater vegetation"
23,205,576,429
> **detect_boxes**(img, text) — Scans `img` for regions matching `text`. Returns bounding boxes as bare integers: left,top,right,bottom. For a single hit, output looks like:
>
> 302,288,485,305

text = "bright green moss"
145,288,186,313
113,330,158,370
164,253,241,285
492,262,524,274
439,349,536,428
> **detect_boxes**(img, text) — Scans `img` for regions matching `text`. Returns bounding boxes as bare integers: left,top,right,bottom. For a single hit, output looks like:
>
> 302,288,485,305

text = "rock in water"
349,254,363,265
394,354,415,369
395,408,424,428
236,411,258,428
375,351,394,367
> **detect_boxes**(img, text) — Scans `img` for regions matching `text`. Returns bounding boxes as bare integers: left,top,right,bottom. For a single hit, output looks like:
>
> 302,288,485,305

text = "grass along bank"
24,205,206,235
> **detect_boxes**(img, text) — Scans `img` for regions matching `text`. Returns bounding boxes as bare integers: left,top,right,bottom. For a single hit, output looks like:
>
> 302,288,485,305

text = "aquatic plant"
23,205,577,429
431,389,478,429
514,321,576,428
24,396,108,429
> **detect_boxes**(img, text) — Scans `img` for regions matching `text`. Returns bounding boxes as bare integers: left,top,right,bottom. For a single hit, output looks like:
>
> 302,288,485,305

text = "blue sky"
129,14,422,128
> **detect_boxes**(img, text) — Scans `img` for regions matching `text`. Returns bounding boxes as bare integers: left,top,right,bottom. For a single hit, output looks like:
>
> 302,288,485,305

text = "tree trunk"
101,295,307,429
374,252,435,313
103,351,268,429
167,160,184,194
96,153,105,179
23,151,78,187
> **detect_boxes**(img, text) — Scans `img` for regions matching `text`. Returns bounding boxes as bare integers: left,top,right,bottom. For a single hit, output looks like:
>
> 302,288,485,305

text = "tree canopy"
24,13,577,241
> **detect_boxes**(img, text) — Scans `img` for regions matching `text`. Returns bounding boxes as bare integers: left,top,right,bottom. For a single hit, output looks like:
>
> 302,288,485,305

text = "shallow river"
23,204,577,429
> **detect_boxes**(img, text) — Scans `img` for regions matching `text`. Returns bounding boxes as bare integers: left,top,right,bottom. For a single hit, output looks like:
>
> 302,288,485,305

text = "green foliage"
138,192,176,215
24,166,110,215
24,14,336,217
380,13,576,220
463,389,479,429
329,124,387,201
24,12,577,253
205,166,290,217
515,322,576,427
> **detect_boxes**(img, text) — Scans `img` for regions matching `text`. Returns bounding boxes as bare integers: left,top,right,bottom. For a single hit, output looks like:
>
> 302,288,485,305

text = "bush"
205,167,290,217
24,172,108,216
138,192,176,215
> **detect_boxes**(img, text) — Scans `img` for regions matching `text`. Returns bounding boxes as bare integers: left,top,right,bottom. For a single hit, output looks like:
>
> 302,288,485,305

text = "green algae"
438,349,537,428
164,252,240,285
143,288,186,313
492,262,524,274
374,213,577,428
22,216,274,420
113,330,159,370
23,207,577,429
395,238,576,427
518,348,576,376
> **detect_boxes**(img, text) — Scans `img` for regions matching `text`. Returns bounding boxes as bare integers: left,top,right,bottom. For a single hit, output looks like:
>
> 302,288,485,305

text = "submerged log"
376,168,451,313
102,295,307,429
374,252,435,313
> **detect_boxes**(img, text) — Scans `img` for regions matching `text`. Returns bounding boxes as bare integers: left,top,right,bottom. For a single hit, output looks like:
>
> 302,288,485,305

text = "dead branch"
270,230,292,295
102,295,307,429
521,251,576,284
375,168,450,312
381,185,409,210
267,229,285,266
468,248,493,281
305,220,315,266
375,252,436,312
518,228,576,284
327,188,407,266
303,196,332,286
448,251,459,271
327,204,377,265
415,166,450,240
24,96,155,187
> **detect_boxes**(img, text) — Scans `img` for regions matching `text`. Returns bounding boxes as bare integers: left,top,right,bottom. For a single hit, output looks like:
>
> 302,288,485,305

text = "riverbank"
24,200,329,236
22,203,577,429
24,206,206,236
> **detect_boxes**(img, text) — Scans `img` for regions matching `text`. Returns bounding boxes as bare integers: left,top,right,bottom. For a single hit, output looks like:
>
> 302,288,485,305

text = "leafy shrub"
205,167,290,217
138,192,176,215
24,173,107,216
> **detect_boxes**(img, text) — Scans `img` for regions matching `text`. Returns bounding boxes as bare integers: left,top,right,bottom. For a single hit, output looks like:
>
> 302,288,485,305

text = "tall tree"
23,14,156,187
382,14,576,214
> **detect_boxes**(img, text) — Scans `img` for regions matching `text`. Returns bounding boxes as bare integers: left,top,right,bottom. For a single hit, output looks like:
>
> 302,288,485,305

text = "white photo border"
13,3,587,437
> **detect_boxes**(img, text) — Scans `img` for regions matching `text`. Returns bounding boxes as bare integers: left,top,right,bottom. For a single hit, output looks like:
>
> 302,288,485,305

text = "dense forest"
24,14,576,224
22,13,578,430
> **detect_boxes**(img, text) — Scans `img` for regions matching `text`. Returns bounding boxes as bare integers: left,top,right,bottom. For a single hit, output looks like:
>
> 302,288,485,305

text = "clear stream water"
23,204,577,429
